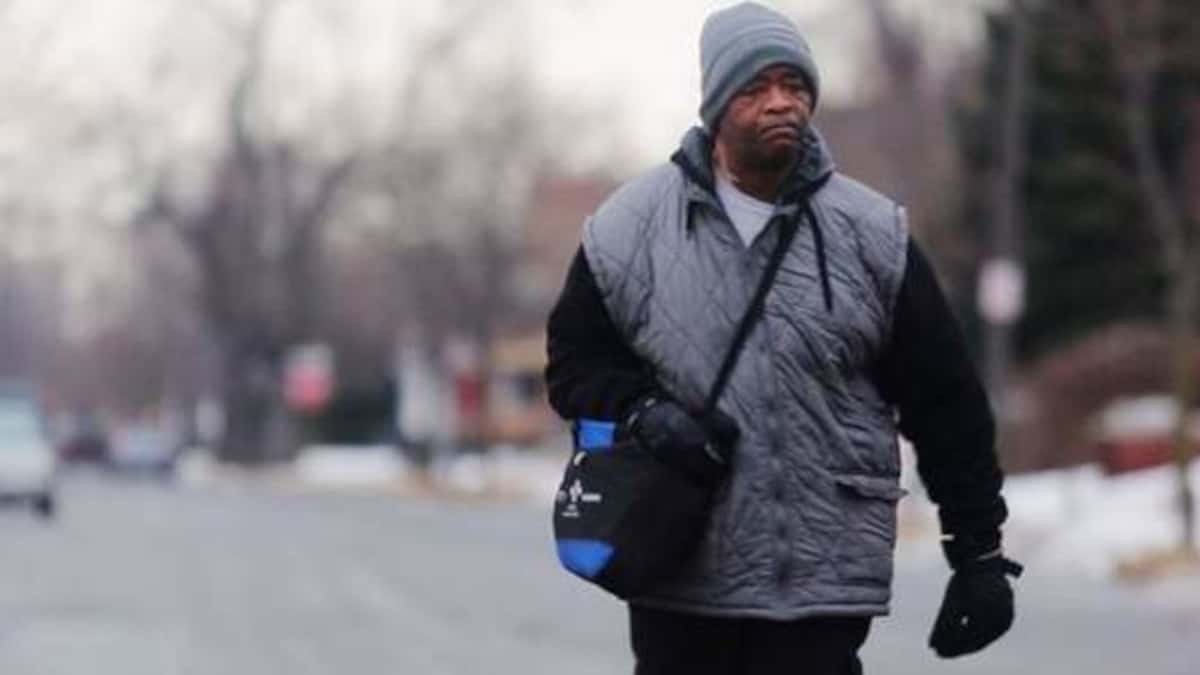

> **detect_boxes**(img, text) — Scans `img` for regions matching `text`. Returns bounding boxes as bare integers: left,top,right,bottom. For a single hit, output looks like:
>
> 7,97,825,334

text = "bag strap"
701,210,804,418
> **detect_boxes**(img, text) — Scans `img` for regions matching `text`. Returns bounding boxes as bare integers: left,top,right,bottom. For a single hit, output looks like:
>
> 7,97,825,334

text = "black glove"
929,534,1023,659
623,396,739,486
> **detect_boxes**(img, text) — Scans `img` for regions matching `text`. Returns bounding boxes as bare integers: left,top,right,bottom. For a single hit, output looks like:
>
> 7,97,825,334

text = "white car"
0,396,57,518
109,424,183,479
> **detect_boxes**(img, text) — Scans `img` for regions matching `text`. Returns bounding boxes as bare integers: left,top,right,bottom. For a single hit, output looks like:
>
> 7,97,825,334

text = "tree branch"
859,0,923,87
1097,0,1187,273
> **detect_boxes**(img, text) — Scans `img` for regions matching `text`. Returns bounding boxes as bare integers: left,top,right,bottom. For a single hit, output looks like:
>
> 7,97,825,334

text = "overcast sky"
0,0,1001,329
7,0,999,170
529,0,993,165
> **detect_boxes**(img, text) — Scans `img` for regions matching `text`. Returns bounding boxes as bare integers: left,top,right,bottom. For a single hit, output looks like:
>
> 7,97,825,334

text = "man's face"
715,64,814,171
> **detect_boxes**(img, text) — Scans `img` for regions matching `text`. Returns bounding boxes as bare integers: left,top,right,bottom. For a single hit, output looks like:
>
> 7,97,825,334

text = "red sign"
284,344,334,413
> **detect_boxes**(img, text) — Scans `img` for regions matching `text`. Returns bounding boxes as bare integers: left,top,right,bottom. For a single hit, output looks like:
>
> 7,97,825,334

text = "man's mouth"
761,123,802,141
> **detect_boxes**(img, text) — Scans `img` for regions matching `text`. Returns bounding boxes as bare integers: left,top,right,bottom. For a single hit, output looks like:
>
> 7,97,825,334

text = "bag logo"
557,478,602,519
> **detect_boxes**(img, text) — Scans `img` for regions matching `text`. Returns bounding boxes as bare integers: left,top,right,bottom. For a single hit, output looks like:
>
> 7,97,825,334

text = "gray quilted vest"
581,127,910,620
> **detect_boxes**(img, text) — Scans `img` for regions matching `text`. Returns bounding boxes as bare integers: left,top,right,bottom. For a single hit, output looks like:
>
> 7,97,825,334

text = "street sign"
978,258,1026,325
284,343,335,413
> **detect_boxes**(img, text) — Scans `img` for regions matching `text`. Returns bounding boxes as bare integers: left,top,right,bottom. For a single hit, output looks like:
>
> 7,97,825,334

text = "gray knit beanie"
699,2,820,130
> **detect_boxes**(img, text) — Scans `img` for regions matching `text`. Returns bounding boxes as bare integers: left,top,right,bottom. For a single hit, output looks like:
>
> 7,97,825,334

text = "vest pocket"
832,473,906,586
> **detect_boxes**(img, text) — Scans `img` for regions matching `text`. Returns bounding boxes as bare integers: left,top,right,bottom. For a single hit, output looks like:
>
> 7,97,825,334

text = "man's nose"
764,85,797,114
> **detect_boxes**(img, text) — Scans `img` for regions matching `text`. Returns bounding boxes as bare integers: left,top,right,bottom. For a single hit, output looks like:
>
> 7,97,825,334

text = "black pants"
630,605,870,675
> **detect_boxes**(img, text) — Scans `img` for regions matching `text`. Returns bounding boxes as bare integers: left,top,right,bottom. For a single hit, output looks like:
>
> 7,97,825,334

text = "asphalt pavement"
0,473,1195,674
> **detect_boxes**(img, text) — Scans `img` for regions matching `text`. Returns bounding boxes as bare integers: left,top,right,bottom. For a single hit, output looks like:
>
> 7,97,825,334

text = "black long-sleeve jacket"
545,238,1007,540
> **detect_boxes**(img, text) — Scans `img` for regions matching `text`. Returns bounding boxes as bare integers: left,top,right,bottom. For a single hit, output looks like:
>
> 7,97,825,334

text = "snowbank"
999,462,1200,580
294,444,410,487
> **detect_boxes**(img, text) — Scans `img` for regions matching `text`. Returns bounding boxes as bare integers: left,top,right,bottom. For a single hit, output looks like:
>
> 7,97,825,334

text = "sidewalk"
176,442,571,503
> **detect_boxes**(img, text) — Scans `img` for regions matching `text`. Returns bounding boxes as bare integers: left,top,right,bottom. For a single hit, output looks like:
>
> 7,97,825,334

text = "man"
544,3,1022,673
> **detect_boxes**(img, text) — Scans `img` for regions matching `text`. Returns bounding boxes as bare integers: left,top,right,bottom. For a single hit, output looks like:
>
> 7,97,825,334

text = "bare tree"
142,0,357,463
351,5,549,447
855,0,953,239
0,1,94,397
0,0,573,460
1094,0,1200,552
135,0,548,460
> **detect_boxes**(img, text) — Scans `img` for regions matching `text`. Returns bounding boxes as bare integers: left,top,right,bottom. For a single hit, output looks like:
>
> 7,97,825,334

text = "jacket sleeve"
874,237,1008,539
544,246,659,422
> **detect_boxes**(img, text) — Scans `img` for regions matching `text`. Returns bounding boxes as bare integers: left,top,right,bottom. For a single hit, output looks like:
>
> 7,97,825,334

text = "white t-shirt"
716,175,776,248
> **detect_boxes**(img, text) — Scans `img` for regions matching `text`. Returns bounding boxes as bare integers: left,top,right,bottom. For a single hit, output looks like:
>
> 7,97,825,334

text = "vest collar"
670,125,835,208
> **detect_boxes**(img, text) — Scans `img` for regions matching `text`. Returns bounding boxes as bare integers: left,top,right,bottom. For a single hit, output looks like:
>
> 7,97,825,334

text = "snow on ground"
1001,462,1200,577
295,444,410,486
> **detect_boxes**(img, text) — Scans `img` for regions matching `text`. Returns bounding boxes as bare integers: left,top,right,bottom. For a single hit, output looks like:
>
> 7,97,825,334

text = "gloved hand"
929,534,1023,659
623,396,739,486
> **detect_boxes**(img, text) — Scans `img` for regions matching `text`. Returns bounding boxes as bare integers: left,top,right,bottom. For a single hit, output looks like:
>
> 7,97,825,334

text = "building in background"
488,176,616,448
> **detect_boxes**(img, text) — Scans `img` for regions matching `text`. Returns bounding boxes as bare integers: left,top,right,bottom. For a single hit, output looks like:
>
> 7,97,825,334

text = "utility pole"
979,0,1032,437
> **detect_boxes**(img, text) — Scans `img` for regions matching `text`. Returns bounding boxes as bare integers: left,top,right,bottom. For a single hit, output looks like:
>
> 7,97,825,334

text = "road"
0,474,1196,674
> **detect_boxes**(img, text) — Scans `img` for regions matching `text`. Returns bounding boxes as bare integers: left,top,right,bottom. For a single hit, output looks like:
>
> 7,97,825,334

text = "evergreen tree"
955,2,1169,363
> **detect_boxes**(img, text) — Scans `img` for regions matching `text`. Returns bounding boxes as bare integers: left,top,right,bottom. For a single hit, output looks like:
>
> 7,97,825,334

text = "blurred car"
0,388,57,518
1090,395,1200,474
55,412,111,465
109,425,182,478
